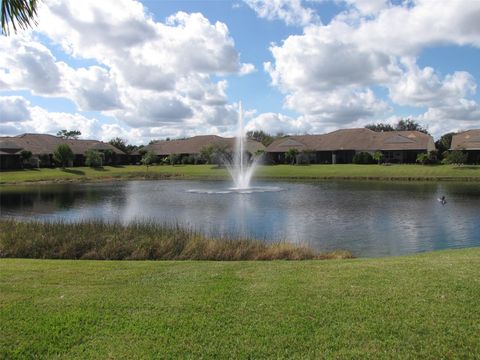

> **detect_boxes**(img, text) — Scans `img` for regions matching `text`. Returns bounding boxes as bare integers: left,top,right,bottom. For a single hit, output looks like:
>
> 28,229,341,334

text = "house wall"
0,154,22,170
466,150,480,164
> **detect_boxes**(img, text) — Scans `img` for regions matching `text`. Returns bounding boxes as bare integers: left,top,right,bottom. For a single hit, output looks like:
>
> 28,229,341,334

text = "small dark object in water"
438,196,447,205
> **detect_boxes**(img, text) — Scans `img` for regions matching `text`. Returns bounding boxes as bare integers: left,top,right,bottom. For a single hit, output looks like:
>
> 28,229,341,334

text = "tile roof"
266,129,435,152
142,135,265,156
450,129,480,150
0,134,125,155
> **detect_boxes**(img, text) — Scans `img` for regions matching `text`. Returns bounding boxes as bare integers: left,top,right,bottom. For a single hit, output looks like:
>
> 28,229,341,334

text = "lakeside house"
136,135,265,163
3,129,480,169
0,133,127,170
450,130,480,164
265,128,436,164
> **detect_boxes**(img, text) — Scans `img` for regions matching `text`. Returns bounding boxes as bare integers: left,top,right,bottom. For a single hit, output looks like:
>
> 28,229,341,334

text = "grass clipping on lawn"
0,219,351,261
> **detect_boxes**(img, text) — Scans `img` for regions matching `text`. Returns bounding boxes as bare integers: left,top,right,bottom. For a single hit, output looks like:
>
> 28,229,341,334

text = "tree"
373,151,384,164
246,130,274,147
1,0,39,35
168,153,180,166
285,148,299,165
141,151,157,170
442,150,468,165
365,119,429,134
435,132,456,158
19,149,32,168
365,123,395,132
200,143,230,165
353,152,374,164
53,143,74,168
199,145,214,164
85,149,103,167
57,129,81,139
109,137,129,153
395,119,429,134
416,152,429,165
102,149,115,165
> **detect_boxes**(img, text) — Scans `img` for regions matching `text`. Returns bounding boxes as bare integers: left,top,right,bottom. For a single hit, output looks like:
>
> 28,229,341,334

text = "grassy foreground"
0,220,350,261
1,248,479,358
1,164,479,184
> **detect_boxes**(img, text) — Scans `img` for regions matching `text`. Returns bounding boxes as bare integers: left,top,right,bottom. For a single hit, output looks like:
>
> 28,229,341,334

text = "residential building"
0,134,127,170
450,130,480,164
265,128,435,164
138,135,265,162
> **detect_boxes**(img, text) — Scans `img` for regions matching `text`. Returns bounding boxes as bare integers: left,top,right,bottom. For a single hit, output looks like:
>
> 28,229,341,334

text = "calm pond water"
1,180,479,257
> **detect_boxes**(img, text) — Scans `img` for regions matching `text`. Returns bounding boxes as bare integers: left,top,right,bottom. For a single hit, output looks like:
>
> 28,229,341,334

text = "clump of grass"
0,219,352,261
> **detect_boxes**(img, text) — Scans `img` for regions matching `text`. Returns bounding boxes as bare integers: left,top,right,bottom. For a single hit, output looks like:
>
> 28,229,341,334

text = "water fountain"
188,102,282,194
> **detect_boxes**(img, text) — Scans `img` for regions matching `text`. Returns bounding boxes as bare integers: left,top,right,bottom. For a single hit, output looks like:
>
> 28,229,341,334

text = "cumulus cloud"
244,0,318,26
0,0,255,140
263,0,480,136
0,96,31,122
0,36,63,95
246,112,310,134
388,58,477,108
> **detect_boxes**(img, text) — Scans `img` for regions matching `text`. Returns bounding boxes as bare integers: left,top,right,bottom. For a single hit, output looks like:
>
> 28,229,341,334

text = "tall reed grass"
0,219,352,261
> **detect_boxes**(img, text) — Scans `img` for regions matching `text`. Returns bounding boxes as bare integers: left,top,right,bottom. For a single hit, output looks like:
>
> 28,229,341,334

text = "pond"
1,180,479,257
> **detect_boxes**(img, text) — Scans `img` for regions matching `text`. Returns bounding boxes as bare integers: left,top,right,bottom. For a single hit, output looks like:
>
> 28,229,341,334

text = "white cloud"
246,112,310,135
0,96,31,122
263,0,480,135
342,0,388,16
389,58,477,108
0,0,256,140
244,0,318,26
0,36,63,95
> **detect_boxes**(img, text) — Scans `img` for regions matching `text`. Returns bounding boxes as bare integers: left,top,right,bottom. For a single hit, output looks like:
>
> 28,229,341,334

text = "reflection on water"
1,180,479,257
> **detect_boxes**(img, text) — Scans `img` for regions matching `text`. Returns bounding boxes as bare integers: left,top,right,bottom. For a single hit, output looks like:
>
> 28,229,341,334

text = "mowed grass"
1,248,479,359
1,164,479,184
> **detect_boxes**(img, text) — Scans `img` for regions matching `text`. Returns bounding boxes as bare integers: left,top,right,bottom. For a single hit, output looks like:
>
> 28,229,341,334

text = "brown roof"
142,135,265,156
266,128,435,152
450,130,480,150
0,134,125,155
0,139,23,152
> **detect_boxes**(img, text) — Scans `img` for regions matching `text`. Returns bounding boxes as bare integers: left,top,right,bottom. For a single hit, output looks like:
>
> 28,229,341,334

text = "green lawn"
1,248,479,359
1,164,479,184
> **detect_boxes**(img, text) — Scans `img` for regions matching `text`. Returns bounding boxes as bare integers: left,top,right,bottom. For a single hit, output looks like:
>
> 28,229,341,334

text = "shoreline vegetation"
0,219,352,261
1,248,479,358
0,164,479,185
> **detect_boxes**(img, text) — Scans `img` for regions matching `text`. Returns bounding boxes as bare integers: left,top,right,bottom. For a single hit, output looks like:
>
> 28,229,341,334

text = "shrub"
85,149,104,167
53,144,74,168
168,153,180,165
373,151,384,164
38,154,51,167
285,148,299,165
353,152,374,164
20,150,33,168
416,152,429,165
103,149,115,165
442,150,468,165
141,151,157,169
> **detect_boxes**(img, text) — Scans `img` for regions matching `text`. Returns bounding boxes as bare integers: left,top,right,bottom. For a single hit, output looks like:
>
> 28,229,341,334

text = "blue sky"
1,0,479,143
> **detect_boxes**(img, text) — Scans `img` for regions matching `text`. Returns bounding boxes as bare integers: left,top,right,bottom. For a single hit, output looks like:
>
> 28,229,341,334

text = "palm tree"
1,0,39,36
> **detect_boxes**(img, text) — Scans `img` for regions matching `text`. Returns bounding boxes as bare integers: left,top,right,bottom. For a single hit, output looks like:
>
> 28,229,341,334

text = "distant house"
450,130,480,164
0,133,127,170
137,135,265,163
266,128,435,164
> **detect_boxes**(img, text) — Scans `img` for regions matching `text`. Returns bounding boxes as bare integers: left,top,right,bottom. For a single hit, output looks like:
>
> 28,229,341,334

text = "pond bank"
1,164,479,185
1,247,479,358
